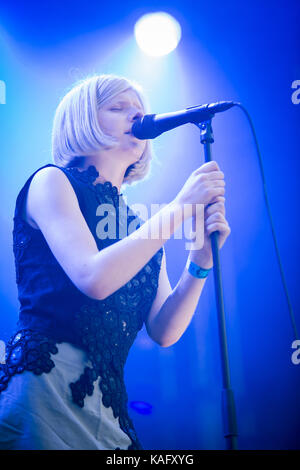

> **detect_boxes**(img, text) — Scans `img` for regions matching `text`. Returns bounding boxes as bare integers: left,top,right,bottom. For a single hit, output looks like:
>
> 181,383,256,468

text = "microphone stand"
195,118,238,450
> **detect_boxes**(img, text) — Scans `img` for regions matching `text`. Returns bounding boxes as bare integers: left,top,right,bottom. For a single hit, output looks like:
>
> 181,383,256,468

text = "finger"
207,187,226,201
211,186,226,198
208,196,225,205
206,179,226,187
205,203,225,218
202,181,226,200
194,161,220,174
199,170,224,181
206,222,230,236
205,211,226,225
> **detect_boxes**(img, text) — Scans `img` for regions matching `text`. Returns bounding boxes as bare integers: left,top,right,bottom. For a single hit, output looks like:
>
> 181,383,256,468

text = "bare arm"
146,262,208,347
27,167,188,300
146,195,231,348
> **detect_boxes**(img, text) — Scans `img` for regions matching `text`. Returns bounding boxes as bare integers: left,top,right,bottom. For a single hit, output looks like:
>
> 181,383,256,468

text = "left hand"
189,196,231,269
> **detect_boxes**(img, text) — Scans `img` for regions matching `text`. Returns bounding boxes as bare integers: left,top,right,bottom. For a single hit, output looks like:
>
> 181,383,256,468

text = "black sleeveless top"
0,163,163,450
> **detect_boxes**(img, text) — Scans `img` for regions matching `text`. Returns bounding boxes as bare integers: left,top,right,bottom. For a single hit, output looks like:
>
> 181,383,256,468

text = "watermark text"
291,80,300,104
95,201,204,251
0,80,6,104
0,340,6,364
291,339,300,365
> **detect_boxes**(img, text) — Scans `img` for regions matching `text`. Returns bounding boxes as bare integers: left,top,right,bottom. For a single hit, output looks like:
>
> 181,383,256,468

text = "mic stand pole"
195,118,238,450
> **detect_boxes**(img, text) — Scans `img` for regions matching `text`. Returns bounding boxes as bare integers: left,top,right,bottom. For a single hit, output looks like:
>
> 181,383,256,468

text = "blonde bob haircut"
51,74,153,186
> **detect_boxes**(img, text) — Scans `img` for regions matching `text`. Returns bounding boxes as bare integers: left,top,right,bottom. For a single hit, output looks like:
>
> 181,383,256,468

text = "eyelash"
110,107,143,113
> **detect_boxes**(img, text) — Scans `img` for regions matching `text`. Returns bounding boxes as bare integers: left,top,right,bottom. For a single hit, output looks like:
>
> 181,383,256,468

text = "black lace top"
0,163,163,450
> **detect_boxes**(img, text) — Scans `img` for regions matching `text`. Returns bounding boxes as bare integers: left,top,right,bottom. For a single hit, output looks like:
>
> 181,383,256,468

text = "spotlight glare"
130,400,153,415
134,12,181,57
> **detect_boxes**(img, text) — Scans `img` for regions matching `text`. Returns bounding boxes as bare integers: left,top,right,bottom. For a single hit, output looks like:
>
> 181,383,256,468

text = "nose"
129,107,143,122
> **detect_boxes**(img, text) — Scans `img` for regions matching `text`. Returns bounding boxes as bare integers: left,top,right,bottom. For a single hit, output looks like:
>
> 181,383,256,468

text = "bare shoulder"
26,166,76,229
23,165,99,298
29,165,72,193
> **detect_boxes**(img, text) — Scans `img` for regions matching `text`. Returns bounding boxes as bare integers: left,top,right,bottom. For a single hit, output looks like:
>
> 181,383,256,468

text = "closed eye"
109,101,143,113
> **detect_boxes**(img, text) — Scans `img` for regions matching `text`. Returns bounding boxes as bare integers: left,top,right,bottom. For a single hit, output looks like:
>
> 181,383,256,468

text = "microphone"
131,101,237,139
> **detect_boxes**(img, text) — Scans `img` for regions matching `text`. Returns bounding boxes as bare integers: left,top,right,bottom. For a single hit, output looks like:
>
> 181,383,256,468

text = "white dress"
1,162,163,450
0,342,132,450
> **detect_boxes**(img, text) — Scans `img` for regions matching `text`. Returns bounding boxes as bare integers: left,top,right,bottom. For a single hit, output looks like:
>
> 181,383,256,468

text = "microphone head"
131,114,160,140
207,101,236,113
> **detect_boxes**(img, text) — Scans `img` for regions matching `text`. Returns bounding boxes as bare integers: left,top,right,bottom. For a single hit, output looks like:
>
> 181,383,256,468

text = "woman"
0,74,230,450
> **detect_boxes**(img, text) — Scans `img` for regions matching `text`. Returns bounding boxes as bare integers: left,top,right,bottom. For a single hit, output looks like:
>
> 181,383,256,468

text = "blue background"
0,0,299,449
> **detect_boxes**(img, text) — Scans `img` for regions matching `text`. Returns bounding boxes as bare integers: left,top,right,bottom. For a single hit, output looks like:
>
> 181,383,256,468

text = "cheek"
99,119,116,134
98,112,121,134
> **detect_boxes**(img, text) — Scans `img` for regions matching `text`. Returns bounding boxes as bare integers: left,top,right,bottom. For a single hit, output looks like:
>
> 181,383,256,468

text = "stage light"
134,12,181,57
129,400,153,415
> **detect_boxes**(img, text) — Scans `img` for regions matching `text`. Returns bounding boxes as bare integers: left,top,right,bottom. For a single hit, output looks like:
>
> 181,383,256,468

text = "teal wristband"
188,261,212,279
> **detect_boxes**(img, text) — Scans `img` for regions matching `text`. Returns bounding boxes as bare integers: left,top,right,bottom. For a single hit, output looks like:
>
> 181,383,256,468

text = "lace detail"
3,247,163,449
7,162,164,450
68,248,163,450
0,329,59,392
12,217,33,284
65,164,144,243
65,165,123,207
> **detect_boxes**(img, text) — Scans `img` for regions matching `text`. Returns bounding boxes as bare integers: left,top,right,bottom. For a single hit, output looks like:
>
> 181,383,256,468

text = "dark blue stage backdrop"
0,0,299,450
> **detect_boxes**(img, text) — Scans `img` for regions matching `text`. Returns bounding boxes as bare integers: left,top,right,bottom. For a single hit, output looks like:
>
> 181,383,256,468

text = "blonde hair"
51,74,153,185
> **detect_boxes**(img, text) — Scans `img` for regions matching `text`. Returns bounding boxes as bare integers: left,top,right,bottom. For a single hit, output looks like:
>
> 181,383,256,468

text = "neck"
75,155,127,194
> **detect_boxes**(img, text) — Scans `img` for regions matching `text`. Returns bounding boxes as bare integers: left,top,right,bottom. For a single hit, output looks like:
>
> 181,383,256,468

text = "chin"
126,148,144,162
